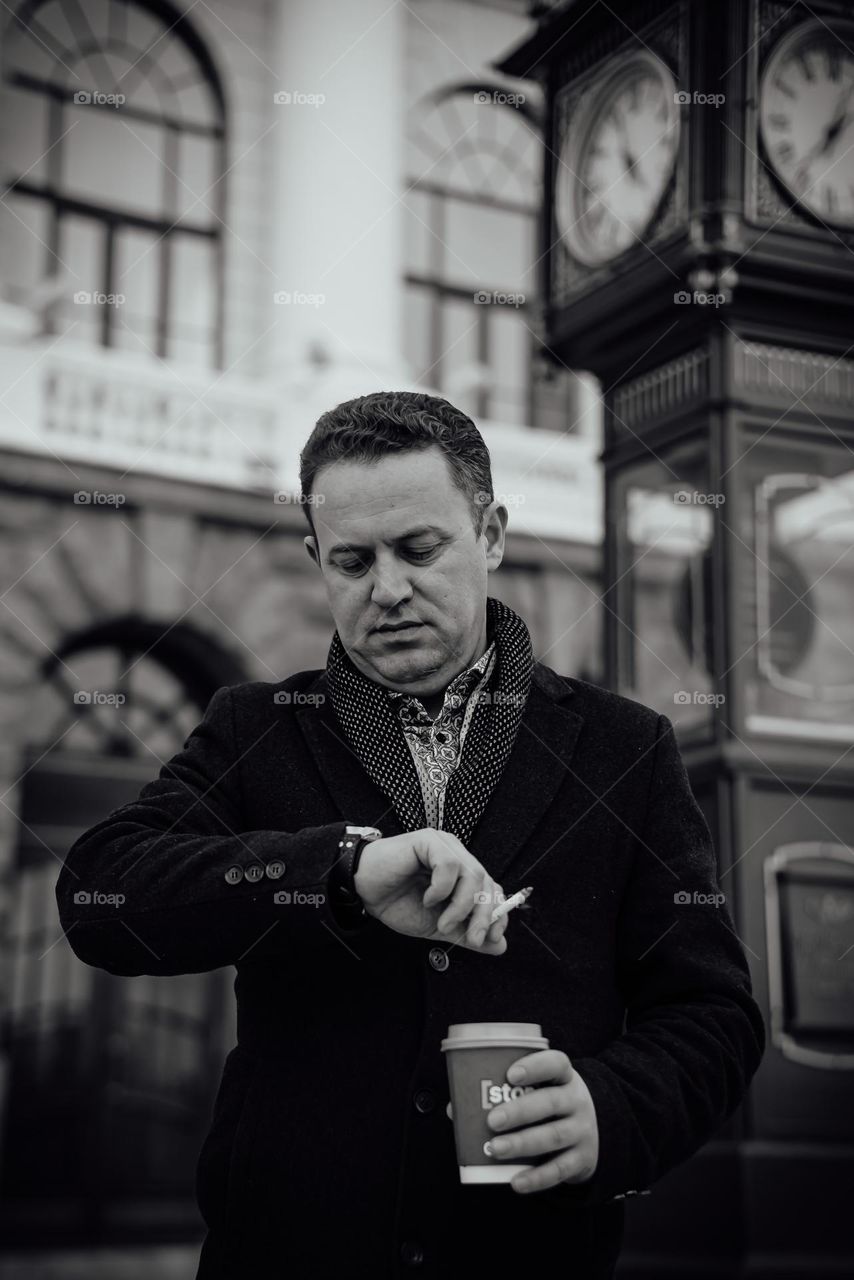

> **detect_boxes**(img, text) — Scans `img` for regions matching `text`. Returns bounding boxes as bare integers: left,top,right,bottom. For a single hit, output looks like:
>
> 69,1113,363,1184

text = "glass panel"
741,439,854,739
62,104,166,216
402,187,435,276
0,194,52,299
403,285,434,382
113,225,160,353
169,233,215,367
442,197,533,291
175,131,219,219
489,308,530,425
54,213,106,345
438,296,481,414
618,455,718,729
2,84,51,183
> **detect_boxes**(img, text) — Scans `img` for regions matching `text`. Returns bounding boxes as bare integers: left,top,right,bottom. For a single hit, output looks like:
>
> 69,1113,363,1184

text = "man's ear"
304,535,321,569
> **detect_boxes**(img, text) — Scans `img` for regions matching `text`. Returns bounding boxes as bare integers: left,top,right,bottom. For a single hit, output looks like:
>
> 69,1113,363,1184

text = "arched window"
1,621,246,1243
404,83,577,432
0,0,226,368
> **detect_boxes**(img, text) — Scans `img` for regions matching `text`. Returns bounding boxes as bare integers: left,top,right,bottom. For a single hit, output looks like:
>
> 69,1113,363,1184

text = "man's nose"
369,557,414,607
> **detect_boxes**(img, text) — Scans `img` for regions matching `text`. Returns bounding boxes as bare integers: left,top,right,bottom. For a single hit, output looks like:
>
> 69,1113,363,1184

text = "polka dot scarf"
325,596,534,846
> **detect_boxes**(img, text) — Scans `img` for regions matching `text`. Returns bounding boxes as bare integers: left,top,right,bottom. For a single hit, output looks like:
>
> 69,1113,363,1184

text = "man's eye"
339,561,366,574
407,546,438,560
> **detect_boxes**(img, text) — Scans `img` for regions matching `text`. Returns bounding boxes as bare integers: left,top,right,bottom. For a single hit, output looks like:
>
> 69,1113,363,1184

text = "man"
56,390,765,1279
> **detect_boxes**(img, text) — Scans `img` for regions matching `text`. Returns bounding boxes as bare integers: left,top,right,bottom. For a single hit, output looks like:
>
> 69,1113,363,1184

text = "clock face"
759,19,854,226
556,51,680,267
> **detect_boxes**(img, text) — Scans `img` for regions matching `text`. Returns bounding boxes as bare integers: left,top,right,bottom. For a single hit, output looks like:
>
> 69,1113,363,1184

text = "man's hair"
299,390,494,539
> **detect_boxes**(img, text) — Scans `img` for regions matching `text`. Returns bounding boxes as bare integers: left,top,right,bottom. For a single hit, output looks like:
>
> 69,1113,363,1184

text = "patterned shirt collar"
385,640,496,720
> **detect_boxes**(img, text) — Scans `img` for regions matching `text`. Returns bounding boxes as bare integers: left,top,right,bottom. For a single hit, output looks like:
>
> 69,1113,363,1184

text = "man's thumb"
445,1101,453,1121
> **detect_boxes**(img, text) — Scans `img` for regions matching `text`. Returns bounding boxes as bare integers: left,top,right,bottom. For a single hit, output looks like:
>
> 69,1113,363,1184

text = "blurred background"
0,0,853,1276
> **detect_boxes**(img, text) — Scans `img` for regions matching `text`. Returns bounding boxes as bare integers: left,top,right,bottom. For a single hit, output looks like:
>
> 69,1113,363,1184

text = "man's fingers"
446,1101,453,1120
436,868,480,935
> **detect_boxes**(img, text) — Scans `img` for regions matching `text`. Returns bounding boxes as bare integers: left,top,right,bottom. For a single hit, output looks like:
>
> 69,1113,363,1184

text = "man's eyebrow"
327,525,448,556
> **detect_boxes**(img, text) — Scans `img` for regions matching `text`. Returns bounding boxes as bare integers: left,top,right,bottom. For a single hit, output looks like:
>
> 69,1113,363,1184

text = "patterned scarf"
325,596,534,846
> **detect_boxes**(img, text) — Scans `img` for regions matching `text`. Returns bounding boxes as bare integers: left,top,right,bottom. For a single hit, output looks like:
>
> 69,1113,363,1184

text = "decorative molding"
611,347,709,427
733,340,854,407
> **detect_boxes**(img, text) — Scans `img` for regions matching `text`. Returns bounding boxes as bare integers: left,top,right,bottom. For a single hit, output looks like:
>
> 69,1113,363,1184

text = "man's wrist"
329,824,382,909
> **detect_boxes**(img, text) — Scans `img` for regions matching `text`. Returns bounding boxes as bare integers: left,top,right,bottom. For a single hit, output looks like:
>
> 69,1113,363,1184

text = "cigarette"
489,886,533,924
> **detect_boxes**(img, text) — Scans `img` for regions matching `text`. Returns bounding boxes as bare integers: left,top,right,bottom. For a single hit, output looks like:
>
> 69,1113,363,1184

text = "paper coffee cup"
441,1021,549,1184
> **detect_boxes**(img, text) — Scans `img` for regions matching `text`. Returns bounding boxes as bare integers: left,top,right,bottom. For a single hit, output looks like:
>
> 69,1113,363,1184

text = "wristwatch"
333,824,383,907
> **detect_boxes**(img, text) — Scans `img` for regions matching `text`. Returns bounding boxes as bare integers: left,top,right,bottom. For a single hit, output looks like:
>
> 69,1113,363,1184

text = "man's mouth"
375,621,423,633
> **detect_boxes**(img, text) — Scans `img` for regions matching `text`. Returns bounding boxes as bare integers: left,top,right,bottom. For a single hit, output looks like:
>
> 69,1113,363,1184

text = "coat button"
266,860,286,880
400,1240,424,1265
244,863,265,883
224,866,243,885
428,947,449,971
414,1089,435,1114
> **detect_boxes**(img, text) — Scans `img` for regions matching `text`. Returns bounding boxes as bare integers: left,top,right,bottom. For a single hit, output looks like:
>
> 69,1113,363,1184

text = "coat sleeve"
556,712,766,1208
55,685,367,977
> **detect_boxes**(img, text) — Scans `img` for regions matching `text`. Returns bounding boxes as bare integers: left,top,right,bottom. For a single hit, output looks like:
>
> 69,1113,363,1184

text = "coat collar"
294,661,582,886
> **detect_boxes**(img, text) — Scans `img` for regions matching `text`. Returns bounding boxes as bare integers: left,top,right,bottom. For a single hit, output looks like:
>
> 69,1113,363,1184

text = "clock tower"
499,2,854,1278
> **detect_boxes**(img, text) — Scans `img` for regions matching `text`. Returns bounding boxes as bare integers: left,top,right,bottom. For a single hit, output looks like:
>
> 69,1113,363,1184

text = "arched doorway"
1,618,247,1246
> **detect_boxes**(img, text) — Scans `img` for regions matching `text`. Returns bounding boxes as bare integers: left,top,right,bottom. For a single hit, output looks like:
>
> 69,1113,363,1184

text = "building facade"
0,1,605,1274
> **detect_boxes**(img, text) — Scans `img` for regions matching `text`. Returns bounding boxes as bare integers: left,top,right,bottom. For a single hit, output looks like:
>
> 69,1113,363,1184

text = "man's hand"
353,828,509,955
446,1049,599,1194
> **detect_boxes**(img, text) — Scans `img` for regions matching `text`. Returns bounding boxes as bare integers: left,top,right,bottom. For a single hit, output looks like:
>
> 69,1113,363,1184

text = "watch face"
556,50,680,267
759,18,854,226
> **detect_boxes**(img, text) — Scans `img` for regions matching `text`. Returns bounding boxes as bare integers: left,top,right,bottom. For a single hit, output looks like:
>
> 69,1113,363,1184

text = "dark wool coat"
56,661,765,1279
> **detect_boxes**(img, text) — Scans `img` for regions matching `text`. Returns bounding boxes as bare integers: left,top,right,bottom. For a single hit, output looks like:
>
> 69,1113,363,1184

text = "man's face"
303,445,507,698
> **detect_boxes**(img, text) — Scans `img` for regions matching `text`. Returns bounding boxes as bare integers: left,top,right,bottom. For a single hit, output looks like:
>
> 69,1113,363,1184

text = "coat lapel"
293,662,584,884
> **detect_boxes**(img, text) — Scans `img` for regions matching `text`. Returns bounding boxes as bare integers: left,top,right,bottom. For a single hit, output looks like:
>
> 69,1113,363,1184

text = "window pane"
175,131,219,221
2,83,51,184
402,187,435,276
0,194,52,298
113,225,160,354
404,285,434,381
62,104,166,217
170,233,215,345
442,197,533,292
55,214,106,344
489,309,530,425
439,297,482,413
